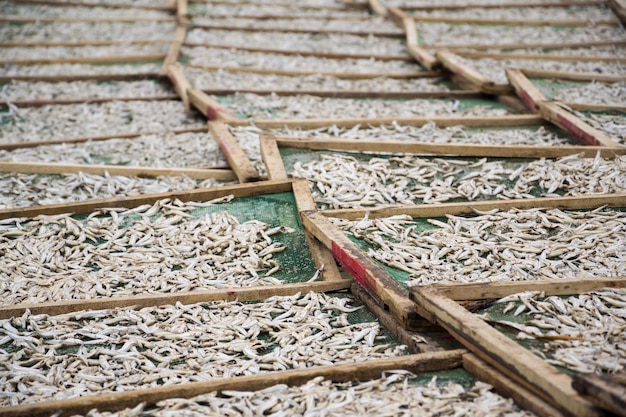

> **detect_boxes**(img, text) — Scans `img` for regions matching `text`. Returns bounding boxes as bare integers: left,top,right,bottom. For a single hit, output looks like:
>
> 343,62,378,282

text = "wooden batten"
410,287,603,417
560,102,626,112
437,50,512,94
572,373,626,417
540,102,620,147
259,135,288,180
0,40,169,48
300,210,423,330
0,16,176,23
270,136,626,158
0,161,236,181
14,0,173,10
404,17,440,71
400,0,605,10
0,280,352,320
166,63,192,111
186,12,371,20
407,15,619,27
177,0,188,24
506,68,546,113
199,88,483,99
0,73,162,83
609,0,626,25
183,64,434,80
367,0,388,16
0,95,178,108
208,121,260,183
424,277,626,301
457,50,626,63
182,42,414,62
0,350,465,417
188,22,404,38
0,55,166,66
0,179,295,220
160,25,187,76
321,193,626,221
423,39,626,52
0,126,208,152
521,68,626,82
187,88,238,121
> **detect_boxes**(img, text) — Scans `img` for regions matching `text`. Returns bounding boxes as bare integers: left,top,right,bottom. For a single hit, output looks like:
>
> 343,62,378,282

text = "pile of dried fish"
182,47,422,74
0,3,171,18
0,293,406,405
1,21,176,42
0,171,228,209
1,80,173,101
411,5,617,22
567,109,626,145
185,68,449,92
0,63,162,77
1,44,168,61
0,100,205,143
189,3,363,17
460,57,624,84
553,81,626,106
334,207,626,285
231,121,571,146
75,373,534,416
219,94,510,119
0,132,226,168
190,17,403,34
0,196,299,305
291,153,626,208
186,29,408,55
492,288,626,374
416,23,626,46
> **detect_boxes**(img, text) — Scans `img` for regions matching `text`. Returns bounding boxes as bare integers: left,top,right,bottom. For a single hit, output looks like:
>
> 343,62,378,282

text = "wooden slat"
188,22,404,38
368,0,388,16
208,121,260,183
0,161,236,181
410,287,602,417
0,95,178,108
541,101,620,146
0,281,352,320
609,0,626,24
437,50,512,94
260,135,288,180
572,373,626,417
423,39,626,51
271,137,626,158
184,64,433,80
408,15,619,26
506,68,546,113
321,193,626,220
13,0,172,10
426,277,626,301
402,16,439,70
300,210,423,330
521,68,626,82
166,63,191,111
401,0,605,10
187,87,238,121
464,354,568,417
241,115,544,129
0,126,208,151
0,179,294,220
160,25,187,76
559,102,626,112
199,89,483,99
183,42,413,61
0,16,175,23
457,50,626,63
0,55,166,66
0,40,169,47
0,73,162,83
0,350,466,417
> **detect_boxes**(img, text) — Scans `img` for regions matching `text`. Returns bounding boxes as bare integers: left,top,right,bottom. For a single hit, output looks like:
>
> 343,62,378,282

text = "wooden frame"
405,14,619,27
0,54,166,66
0,16,175,23
409,278,626,417
507,69,624,146
300,194,626,330
388,8,439,70
11,0,173,10
437,50,512,94
397,0,605,10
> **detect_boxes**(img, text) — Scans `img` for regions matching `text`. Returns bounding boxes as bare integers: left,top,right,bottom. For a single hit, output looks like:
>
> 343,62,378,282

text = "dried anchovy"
0,293,406,405
190,16,403,34
0,44,169,61
0,196,296,305
416,23,626,46
0,63,162,77
231,121,570,145
493,288,626,374
189,3,365,18
0,3,171,18
0,171,229,209
182,47,422,74
0,80,173,101
291,153,626,208
220,93,511,119
461,57,625,84
411,5,617,22
0,21,176,42
0,100,205,144
185,68,450,93
554,81,626,106
186,29,408,55
0,132,226,168
333,207,626,285
75,374,534,417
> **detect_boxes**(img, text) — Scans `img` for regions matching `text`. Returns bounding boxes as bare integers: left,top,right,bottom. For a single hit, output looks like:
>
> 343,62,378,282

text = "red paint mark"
518,89,540,114
227,291,236,296
332,241,376,293
556,113,599,146
206,106,218,120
